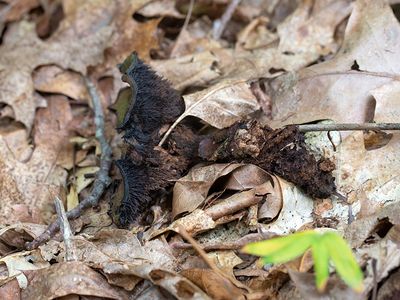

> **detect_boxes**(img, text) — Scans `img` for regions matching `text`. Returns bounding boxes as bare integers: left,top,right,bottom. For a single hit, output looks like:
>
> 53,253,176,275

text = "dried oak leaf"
151,50,224,91
158,0,350,131
0,18,111,131
0,223,47,251
22,261,128,299
261,0,400,228
0,96,73,224
172,163,244,217
277,0,351,60
95,0,160,72
33,65,89,101
268,0,400,127
138,0,184,18
59,232,210,299
181,268,245,300
0,250,49,289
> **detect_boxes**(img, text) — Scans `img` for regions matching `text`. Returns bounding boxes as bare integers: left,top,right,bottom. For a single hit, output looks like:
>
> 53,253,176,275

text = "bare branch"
26,78,112,250
298,123,400,132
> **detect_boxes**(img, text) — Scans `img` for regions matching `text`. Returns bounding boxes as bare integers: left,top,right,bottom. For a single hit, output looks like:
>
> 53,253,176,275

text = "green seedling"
242,230,363,292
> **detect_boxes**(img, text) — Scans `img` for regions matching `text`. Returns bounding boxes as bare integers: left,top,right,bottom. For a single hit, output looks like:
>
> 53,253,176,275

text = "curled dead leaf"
22,261,128,299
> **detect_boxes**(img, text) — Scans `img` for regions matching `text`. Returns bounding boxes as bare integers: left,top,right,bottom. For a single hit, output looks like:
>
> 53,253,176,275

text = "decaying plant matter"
112,53,337,226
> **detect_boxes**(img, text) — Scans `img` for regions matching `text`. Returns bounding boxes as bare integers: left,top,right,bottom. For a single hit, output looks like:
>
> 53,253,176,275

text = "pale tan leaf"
180,268,245,300
138,0,184,18
182,80,260,129
151,50,223,91
172,163,244,218
75,166,100,194
33,65,88,101
66,185,79,211
0,251,49,289
278,0,351,58
0,96,73,224
268,0,400,127
22,261,128,299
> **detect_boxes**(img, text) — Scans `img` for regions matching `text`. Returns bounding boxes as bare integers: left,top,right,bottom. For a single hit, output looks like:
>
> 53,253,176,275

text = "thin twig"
171,232,273,251
212,0,242,40
177,225,250,292
26,78,112,250
170,0,194,58
54,196,76,261
298,123,400,132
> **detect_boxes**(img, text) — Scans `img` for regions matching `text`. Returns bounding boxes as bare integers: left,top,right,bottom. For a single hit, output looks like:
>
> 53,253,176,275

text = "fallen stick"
26,78,112,250
298,123,400,132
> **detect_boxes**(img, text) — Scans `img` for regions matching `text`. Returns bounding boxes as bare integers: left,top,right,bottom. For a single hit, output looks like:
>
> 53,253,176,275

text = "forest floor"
0,0,399,299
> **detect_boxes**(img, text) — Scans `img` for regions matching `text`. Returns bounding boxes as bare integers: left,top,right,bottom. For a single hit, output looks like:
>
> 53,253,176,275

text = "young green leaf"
311,237,330,291
324,232,364,292
242,230,316,263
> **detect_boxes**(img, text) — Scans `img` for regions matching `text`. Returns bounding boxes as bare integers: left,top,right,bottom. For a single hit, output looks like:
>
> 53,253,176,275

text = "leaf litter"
0,0,399,299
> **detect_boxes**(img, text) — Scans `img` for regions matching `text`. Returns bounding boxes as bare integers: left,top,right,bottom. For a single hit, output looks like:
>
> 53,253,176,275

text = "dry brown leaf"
0,15,111,130
0,223,47,250
75,166,100,194
237,17,278,51
170,18,222,58
103,12,160,66
204,189,264,221
288,270,362,300
268,0,400,127
0,96,73,223
33,65,89,101
89,229,177,269
173,163,282,222
360,240,400,298
103,263,213,300
161,0,351,133
151,50,224,91
182,80,260,129
0,279,20,300
224,164,273,190
1,0,158,131
181,268,245,300
151,209,217,238
64,234,210,299
173,163,244,217
261,177,314,235
336,132,400,210
138,0,184,18
66,185,78,211
345,201,400,248
22,261,128,299
278,0,351,59
0,250,49,289
206,250,243,277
